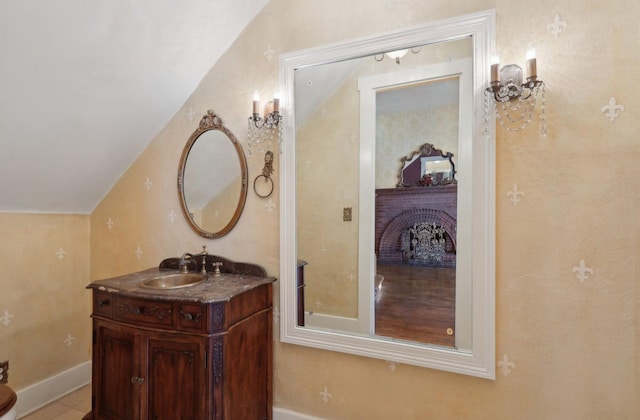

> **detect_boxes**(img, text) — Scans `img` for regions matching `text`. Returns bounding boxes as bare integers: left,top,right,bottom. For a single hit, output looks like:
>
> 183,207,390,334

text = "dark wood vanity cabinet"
87,281,273,420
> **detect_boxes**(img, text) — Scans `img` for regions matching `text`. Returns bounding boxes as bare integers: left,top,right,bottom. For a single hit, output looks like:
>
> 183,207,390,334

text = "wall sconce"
484,49,546,135
247,91,282,155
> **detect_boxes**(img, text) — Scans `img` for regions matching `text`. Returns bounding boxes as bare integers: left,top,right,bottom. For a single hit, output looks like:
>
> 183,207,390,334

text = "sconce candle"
253,91,260,115
273,92,280,113
490,56,499,84
526,49,537,80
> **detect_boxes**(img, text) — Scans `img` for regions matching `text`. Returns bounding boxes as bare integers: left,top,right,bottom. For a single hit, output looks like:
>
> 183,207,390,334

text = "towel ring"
253,151,274,198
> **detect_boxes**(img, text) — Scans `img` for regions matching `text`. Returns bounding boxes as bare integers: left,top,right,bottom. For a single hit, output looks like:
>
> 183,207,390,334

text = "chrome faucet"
179,253,193,273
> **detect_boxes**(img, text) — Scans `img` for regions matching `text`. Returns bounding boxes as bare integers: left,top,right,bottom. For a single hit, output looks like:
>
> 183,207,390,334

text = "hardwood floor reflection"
375,264,455,347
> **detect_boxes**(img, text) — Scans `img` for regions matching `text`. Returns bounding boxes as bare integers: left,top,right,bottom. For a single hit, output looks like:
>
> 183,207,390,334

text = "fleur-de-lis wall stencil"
507,183,525,205
498,354,516,376
264,45,275,61
56,247,67,260
601,97,624,122
547,14,567,37
168,210,177,223
572,259,593,282
383,0,400,9
265,198,276,213
186,107,196,122
320,386,332,404
0,310,14,327
64,333,76,346
144,176,153,191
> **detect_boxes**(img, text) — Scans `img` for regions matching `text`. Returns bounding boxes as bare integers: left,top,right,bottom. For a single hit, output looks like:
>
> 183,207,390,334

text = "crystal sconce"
484,50,546,135
247,91,282,155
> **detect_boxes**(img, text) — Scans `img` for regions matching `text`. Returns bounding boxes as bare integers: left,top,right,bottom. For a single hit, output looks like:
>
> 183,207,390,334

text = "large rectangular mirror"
280,10,496,379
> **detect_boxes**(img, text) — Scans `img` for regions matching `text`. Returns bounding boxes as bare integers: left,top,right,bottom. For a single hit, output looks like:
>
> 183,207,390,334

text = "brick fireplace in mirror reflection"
374,184,457,347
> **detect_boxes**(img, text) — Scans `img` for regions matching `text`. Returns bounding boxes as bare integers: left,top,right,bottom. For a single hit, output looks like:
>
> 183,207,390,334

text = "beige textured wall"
89,0,638,418
0,213,90,390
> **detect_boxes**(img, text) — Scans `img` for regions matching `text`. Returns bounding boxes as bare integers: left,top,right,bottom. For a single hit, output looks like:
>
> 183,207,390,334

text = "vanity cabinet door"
146,335,207,419
93,319,139,420
92,319,208,420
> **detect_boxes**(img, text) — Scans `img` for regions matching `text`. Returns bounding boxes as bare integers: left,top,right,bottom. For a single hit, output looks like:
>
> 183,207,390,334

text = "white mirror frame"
279,10,496,379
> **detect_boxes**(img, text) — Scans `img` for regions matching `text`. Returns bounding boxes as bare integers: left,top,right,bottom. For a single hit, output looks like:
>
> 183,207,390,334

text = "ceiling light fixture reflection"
374,46,421,64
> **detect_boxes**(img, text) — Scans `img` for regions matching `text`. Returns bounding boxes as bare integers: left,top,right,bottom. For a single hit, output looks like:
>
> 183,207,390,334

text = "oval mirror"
178,110,248,238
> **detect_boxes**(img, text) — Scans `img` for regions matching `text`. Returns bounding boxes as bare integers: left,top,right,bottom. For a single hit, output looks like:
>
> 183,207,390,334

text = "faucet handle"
212,262,222,275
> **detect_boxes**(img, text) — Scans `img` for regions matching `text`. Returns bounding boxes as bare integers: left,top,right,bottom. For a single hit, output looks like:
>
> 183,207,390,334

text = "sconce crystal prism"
484,51,546,136
247,91,282,155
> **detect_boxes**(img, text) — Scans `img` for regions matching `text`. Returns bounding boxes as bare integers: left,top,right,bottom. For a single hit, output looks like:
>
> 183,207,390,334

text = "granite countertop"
87,267,276,303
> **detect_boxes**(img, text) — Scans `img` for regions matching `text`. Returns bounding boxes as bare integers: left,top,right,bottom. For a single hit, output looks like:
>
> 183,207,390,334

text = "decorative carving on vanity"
116,302,172,321
212,305,224,330
213,340,224,384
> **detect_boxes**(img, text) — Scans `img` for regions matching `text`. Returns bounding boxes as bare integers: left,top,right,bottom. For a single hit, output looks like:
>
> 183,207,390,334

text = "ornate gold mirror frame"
178,110,248,238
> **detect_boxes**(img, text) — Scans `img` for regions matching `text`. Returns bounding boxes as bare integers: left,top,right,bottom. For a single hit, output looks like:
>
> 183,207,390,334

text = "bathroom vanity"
84,255,275,420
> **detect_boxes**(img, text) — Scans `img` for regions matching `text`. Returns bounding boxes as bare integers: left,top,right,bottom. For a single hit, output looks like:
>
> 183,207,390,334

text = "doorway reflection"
373,78,460,347
296,37,472,349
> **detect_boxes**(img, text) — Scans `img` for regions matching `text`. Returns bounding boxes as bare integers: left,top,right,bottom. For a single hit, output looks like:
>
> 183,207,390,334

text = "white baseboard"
12,363,313,420
15,361,91,418
273,407,323,420
304,311,361,334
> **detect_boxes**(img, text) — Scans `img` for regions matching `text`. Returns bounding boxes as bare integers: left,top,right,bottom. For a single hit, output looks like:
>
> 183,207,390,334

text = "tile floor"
20,385,90,420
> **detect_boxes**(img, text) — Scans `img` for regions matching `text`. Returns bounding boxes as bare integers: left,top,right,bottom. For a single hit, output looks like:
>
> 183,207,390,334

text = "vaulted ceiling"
0,0,269,214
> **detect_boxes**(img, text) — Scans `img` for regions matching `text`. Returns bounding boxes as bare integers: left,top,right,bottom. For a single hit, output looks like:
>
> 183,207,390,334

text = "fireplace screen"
401,222,447,264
